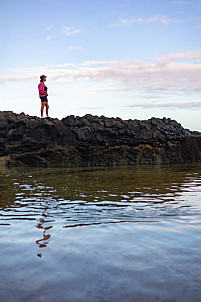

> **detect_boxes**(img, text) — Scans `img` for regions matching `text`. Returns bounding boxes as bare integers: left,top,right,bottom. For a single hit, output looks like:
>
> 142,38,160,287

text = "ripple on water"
0,167,201,226
1,165,201,302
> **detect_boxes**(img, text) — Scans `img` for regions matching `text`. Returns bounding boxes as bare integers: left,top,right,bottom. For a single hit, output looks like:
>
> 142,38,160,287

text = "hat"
40,75,47,81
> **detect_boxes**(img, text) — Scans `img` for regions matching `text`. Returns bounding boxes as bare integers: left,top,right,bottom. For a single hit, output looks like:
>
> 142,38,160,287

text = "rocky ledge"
0,111,201,167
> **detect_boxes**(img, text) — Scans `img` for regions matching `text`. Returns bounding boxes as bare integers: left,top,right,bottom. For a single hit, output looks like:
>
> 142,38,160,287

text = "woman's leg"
45,102,49,117
41,102,45,117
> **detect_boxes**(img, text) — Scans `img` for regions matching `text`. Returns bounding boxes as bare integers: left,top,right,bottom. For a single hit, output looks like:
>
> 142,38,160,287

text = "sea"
0,164,201,302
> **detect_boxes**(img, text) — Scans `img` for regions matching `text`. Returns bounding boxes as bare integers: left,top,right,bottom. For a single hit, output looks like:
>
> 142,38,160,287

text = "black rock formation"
0,111,201,167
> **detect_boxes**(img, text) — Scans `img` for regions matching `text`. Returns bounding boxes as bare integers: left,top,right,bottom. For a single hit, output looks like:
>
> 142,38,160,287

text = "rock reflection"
0,165,201,228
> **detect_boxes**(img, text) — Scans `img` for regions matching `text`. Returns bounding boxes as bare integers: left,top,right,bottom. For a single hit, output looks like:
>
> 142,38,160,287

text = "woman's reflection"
35,211,53,257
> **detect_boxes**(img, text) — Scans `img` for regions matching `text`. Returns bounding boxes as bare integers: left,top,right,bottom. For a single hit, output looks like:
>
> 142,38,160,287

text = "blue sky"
0,0,201,130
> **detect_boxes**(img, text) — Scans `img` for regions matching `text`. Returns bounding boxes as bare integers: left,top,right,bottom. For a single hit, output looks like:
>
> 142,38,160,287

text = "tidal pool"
0,165,201,302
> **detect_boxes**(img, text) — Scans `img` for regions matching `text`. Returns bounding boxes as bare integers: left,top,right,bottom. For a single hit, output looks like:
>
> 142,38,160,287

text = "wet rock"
0,111,200,167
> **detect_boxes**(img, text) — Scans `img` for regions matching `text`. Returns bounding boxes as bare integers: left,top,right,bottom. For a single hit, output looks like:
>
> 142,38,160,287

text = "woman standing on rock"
38,75,49,118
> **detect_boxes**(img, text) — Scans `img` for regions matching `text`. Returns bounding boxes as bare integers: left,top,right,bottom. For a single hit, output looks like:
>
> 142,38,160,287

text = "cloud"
79,106,105,110
173,1,195,4
194,25,201,29
63,26,84,36
111,12,201,28
68,45,82,50
149,50,201,63
52,63,76,68
1,50,201,98
173,0,201,8
0,74,35,83
46,35,51,41
120,16,173,25
111,15,187,27
46,25,53,31
126,101,201,109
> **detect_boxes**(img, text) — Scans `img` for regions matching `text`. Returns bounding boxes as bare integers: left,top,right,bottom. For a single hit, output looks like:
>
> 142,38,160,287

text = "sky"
0,0,201,131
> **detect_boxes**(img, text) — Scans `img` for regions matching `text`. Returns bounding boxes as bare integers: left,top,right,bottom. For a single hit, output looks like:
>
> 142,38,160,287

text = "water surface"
0,165,201,302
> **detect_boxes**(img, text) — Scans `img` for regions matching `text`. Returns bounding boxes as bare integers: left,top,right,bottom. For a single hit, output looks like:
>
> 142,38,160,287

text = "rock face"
0,111,201,167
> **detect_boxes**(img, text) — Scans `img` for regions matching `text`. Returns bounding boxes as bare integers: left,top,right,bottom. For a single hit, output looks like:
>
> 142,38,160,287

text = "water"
0,165,201,302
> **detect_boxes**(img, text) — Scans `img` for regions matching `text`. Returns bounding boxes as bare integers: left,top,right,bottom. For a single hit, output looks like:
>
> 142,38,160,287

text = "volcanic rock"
0,111,200,167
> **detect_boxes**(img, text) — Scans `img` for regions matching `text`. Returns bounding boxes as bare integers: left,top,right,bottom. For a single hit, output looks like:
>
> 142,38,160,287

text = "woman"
38,75,49,118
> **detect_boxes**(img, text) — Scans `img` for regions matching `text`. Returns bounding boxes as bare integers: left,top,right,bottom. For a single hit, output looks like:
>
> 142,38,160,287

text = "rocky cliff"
0,111,201,167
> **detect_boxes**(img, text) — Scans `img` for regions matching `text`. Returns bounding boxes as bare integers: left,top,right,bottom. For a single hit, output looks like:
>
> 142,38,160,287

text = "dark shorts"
40,96,48,102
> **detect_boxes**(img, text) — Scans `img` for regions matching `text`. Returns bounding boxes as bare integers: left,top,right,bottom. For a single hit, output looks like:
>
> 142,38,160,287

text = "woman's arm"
38,83,48,96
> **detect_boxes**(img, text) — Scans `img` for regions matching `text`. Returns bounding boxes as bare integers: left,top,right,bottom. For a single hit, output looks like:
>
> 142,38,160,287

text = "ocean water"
0,165,201,302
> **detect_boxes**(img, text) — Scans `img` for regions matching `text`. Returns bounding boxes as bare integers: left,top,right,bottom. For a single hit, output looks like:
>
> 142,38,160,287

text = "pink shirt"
38,82,48,98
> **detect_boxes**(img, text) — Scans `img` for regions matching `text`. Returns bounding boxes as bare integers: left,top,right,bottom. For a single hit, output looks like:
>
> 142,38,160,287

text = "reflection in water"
35,197,53,256
0,165,201,248
0,165,201,302
1,165,201,227
0,164,200,258
36,216,52,249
